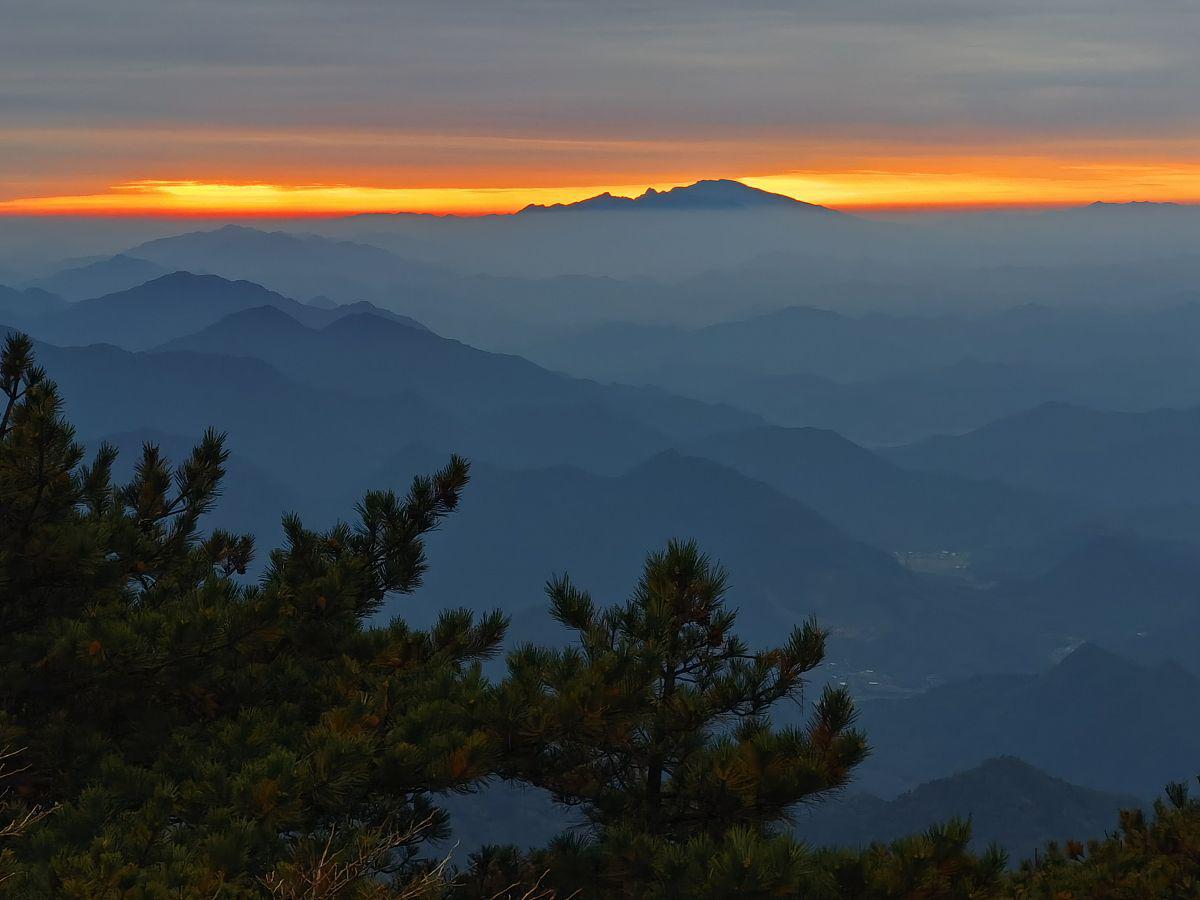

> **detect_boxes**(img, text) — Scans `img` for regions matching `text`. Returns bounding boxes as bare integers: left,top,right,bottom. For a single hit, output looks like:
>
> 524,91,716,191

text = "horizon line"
1,176,1198,219
0,200,1190,220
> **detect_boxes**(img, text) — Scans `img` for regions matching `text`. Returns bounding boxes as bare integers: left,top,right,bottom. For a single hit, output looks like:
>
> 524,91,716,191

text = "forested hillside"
2,335,1197,898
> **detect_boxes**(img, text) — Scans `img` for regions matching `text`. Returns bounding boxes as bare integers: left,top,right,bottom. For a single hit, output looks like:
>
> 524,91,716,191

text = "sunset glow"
4,156,1200,218
6,0,1200,219
0,180,695,218
744,160,1200,211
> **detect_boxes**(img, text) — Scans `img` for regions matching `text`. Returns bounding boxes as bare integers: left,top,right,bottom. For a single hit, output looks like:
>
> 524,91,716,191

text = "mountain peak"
210,223,267,236
146,270,221,286
643,179,820,210
330,300,430,332
153,304,315,350
1049,641,1133,681
521,179,832,214
127,270,288,301
319,310,434,342
1081,200,1191,213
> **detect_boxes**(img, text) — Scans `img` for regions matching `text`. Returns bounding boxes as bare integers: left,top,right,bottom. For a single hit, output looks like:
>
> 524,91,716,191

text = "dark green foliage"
1010,779,1200,899
0,333,506,897
508,540,866,837
3,330,1194,899
809,819,1008,899
455,818,1006,899
489,540,868,895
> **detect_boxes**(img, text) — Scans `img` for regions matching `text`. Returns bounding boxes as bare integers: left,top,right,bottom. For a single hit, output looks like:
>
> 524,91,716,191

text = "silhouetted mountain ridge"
520,179,835,214
28,253,170,301
22,271,425,350
157,304,760,461
794,757,1142,863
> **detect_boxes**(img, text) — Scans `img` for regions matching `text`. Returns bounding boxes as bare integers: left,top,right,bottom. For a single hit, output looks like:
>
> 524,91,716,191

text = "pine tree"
1009,779,1200,898
0,334,506,897
491,539,868,895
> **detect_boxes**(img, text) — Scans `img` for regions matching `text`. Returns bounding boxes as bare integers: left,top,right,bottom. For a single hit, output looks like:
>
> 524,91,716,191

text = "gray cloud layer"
1,0,1197,192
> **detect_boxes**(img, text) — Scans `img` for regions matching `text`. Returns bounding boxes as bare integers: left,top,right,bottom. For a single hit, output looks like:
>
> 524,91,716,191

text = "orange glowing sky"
4,2,1200,217
5,151,1200,217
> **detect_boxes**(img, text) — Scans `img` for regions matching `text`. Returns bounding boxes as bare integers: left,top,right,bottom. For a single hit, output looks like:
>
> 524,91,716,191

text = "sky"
1,0,1198,215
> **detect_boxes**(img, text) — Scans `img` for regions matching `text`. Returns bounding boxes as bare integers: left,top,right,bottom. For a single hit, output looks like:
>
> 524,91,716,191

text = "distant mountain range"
0,283,64,320
5,306,1039,683
992,532,1200,644
12,271,424,349
855,643,1200,798
683,424,1083,554
20,332,462,496
6,181,1200,285
364,447,1014,683
532,297,1200,385
28,253,169,301
0,324,1004,681
528,301,1200,443
5,289,757,479
23,205,1200,358
312,180,890,281
125,224,449,304
7,289,1192,680
794,756,1142,863
519,179,834,214
5,262,1199,690
154,301,757,459
884,401,1200,508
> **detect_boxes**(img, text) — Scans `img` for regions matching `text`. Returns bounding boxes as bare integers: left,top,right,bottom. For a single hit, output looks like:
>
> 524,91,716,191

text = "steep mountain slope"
793,757,1142,862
